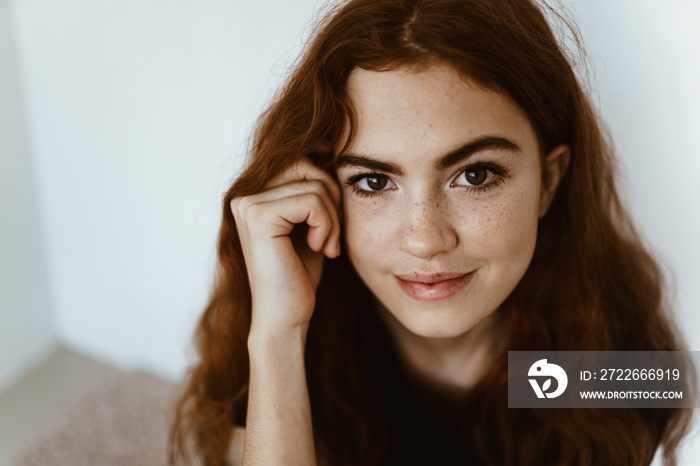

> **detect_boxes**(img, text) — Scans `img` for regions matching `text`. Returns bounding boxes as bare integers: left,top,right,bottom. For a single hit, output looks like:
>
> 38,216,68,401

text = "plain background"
1,0,699,463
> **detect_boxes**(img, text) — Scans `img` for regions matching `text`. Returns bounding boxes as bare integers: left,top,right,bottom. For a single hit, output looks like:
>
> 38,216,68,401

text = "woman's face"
335,63,560,339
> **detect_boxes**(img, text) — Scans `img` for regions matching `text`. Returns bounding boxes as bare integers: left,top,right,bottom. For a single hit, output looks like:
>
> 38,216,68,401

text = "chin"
388,302,490,339
407,324,471,339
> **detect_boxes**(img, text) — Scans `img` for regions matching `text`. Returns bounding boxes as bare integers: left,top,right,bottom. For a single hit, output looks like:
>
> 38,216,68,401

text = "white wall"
574,0,700,349
0,0,54,392
4,0,699,460
573,2,700,463
6,0,326,379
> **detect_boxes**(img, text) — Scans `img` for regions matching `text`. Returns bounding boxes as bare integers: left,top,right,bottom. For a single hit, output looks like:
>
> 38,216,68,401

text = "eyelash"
345,162,509,198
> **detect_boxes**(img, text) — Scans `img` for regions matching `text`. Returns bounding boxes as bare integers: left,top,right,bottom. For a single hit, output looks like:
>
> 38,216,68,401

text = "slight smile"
395,271,476,302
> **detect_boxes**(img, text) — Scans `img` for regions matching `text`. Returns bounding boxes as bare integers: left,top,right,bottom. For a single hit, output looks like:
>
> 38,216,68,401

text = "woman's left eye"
453,167,495,186
451,163,507,189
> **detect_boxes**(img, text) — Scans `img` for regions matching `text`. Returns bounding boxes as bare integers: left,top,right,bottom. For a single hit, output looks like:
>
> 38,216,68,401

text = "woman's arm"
242,328,316,465
229,157,341,465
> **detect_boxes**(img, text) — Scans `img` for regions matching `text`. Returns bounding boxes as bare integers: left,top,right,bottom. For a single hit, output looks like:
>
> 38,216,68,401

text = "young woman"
169,0,693,464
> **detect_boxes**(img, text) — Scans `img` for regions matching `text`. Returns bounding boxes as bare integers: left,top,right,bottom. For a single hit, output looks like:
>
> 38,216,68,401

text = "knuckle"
304,191,324,207
229,197,243,218
305,179,327,194
232,195,254,216
230,196,242,209
290,192,325,217
243,202,266,224
295,158,325,179
295,156,315,169
265,162,313,189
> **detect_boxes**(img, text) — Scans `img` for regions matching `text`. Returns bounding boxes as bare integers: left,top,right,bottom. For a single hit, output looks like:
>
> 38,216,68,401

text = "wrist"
247,324,309,356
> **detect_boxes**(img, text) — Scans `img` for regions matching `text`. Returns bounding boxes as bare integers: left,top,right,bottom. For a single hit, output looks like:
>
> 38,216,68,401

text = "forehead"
342,63,537,161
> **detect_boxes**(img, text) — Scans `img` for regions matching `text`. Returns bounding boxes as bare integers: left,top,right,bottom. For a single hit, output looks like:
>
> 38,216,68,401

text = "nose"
397,196,458,260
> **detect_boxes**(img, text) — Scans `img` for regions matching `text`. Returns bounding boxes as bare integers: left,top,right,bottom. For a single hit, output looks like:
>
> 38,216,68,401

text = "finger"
318,188,341,258
252,180,341,256
255,193,333,252
287,194,333,253
265,157,342,211
281,190,339,257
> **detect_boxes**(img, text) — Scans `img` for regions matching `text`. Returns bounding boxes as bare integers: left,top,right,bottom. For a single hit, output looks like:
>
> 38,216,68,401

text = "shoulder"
228,425,246,466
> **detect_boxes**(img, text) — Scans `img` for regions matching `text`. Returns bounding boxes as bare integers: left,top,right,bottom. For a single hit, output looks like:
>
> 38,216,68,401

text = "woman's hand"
230,156,342,339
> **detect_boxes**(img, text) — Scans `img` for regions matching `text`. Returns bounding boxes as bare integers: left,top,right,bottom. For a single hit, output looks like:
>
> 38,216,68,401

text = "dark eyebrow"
334,136,521,175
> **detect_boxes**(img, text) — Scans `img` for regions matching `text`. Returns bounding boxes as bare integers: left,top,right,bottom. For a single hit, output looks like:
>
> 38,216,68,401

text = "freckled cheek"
456,192,540,258
342,197,398,256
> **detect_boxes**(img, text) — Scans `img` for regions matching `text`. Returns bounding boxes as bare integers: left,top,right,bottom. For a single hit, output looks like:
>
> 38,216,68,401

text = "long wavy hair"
169,0,693,464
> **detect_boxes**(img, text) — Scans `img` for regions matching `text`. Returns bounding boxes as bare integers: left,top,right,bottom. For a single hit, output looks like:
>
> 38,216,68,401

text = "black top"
233,309,484,465
368,329,483,465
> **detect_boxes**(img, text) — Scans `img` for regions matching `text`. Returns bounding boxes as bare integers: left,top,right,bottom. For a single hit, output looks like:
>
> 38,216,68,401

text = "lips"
395,271,475,302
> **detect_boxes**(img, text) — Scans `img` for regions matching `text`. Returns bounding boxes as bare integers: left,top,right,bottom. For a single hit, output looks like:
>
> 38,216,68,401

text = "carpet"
11,370,180,466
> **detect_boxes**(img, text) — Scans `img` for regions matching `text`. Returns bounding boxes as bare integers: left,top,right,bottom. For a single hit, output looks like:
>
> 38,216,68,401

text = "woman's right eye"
358,175,392,191
346,174,396,197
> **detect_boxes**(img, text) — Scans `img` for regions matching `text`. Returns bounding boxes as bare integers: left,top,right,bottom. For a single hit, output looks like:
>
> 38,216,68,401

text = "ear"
538,144,570,218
